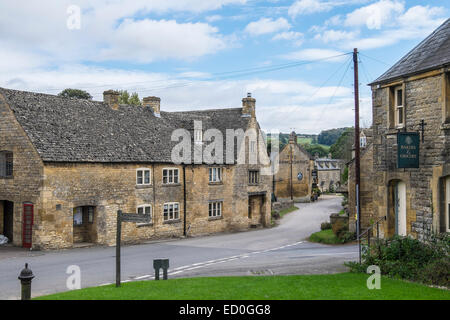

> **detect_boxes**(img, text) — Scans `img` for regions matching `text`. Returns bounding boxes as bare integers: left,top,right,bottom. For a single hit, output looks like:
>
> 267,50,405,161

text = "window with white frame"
209,167,222,183
136,168,151,185
163,202,180,221
137,204,152,223
162,168,179,184
209,201,222,218
194,129,203,144
249,170,259,184
395,87,404,127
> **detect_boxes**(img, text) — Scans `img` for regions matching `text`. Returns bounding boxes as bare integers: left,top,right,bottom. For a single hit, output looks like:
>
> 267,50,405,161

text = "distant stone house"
273,131,314,202
362,18,450,239
0,88,272,249
315,157,342,192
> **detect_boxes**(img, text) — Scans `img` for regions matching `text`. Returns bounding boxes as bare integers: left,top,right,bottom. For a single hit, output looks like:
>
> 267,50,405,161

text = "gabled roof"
0,87,250,163
371,18,450,85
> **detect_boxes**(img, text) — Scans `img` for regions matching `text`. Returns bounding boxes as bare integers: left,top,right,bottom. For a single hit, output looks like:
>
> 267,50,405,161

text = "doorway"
248,195,265,226
2,200,14,242
73,206,97,244
394,181,407,236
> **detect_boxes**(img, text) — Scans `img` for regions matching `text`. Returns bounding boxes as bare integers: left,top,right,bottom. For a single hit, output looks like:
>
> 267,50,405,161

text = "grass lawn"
35,273,449,300
309,229,345,244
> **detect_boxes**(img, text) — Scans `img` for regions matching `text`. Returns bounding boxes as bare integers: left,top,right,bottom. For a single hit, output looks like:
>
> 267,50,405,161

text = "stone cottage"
315,156,342,192
273,131,314,202
0,88,272,249
363,18,450,239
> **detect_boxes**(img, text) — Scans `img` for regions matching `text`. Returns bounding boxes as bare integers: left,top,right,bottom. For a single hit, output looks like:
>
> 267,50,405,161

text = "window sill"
248,183,260,186
208,215,223,221
163,219,181,224
208,182,223,185
137,222,153,228
162,183,181,187
135,184,153,189
0,176,13,179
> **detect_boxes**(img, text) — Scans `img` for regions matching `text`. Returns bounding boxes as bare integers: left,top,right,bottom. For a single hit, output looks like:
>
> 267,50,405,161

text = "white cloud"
344,0,404,30
99,19,228,63
311,1,447,50
272,31,304,46
315,29,359,43
0,1,237,65
206,15,223,23
288,0,333,18
245,17,291,36
281,49,348,62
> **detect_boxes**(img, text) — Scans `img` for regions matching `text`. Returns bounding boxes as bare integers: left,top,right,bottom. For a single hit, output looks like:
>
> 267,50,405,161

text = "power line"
41,52,353,94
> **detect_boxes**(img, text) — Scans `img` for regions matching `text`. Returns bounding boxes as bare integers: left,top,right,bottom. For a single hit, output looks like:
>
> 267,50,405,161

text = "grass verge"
35,273,449,300
278,206,298,218
309,229,345,244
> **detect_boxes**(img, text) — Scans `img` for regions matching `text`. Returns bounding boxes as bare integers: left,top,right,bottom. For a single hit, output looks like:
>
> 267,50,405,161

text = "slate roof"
0,87,251,163
371,18,450,85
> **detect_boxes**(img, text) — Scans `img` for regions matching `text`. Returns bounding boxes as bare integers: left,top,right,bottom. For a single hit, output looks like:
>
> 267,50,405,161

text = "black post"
183,165,187,236
353,48,362,264
116,210,122,287
18,263,34,300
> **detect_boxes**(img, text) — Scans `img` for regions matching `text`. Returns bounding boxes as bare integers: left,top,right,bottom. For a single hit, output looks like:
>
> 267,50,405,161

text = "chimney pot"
242,94,256,118
143,96,161,117
103,90,120,110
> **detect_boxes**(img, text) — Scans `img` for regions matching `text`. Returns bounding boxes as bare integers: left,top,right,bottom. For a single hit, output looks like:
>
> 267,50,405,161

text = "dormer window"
194,129,203,144
360,135,367,148
0,151,13,178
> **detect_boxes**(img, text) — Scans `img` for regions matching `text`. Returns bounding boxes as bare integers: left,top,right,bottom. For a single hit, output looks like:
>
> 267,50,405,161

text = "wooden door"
22,203,33,248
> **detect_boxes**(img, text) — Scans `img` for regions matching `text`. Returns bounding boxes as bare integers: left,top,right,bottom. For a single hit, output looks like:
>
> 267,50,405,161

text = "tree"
58,88,92,100
118,90,130,104
329,128,354,162
318,127,350,146
129,92,141,106
118,90,141,105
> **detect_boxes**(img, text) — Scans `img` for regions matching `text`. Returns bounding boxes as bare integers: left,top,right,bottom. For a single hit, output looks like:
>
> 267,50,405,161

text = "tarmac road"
0,195,358,299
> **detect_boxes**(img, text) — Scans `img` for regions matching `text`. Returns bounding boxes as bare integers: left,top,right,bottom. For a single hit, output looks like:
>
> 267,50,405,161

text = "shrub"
321,222,332,230
419,257,450,287
346,234,450,287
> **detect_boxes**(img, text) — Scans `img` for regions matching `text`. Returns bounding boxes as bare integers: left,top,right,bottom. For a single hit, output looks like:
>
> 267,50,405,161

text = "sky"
0,0,448,134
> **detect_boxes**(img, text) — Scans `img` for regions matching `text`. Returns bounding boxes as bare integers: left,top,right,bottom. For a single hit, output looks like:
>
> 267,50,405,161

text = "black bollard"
153,259,169,280
18,263,34,300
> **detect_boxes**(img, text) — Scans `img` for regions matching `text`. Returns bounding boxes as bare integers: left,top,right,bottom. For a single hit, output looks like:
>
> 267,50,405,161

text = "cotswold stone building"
361,19,450,239
0,88,272,249
315,157,342,192
273,131,313,202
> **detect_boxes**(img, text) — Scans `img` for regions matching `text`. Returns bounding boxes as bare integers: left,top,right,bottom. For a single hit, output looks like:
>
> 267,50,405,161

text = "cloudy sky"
0,0,448,133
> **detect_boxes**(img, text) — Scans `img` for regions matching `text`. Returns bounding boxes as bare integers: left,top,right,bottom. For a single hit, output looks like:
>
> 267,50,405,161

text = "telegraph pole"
353,48,362,263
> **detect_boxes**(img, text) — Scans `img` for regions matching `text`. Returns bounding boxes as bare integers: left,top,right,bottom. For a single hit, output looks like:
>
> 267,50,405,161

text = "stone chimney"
289,131,297,144
103,90,120,110
143,96,161,117
242,92,256,117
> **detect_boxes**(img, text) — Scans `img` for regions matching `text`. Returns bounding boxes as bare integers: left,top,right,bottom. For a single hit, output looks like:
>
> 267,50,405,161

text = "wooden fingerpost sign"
116,210,151,287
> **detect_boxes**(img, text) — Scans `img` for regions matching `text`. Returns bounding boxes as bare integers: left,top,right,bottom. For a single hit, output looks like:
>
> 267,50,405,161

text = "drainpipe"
183,165,187,236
